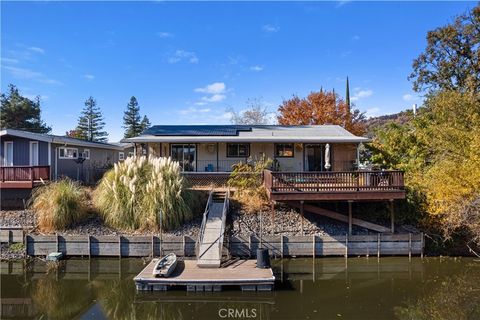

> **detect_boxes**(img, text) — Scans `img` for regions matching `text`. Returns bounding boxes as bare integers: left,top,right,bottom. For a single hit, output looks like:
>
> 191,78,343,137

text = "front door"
304,144,324,171
171,144,196,171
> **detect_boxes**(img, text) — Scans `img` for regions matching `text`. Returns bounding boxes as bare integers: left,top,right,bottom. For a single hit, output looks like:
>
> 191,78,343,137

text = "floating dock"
134,259,274,292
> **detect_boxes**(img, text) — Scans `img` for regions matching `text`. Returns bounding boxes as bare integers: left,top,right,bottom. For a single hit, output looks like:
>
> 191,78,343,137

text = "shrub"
228,156,272,214
31,179,88,232
94,156,191,231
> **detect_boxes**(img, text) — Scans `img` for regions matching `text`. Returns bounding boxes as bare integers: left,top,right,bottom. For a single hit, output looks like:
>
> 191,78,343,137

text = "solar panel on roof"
143,125,254,136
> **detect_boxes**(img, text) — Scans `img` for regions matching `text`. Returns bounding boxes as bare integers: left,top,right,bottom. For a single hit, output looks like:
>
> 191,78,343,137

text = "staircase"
197,190,229,268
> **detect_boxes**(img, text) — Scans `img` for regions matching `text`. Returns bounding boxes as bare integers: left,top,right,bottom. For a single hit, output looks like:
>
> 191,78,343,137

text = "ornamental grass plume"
94,156,191,231
31,178,88,232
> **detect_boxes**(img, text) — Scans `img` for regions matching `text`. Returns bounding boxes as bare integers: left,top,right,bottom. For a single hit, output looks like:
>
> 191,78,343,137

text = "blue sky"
1,1,475,141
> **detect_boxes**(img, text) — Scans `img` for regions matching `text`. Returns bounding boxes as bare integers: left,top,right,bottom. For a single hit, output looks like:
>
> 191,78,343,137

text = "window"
227,143,250,157
128,152,134,158
29,141,39,166
81,149,90,160
4,141,13,166
119,152,125,161
59,147,78,159
275,143,294,158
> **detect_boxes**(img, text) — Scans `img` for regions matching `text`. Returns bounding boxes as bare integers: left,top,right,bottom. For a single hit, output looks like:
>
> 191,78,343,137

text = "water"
1,257,479,319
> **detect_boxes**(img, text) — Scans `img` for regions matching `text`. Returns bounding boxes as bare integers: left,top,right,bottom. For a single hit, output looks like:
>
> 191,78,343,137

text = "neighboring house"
0,129,131,188
122,125,367,172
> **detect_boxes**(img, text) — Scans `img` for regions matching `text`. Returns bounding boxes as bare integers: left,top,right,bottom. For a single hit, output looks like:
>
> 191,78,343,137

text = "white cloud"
167,50,198,64
201,94,226,103
195,82,226,94
1,57,19,64
178,106,212,115
84,74,95,80
341,50,352,58
351,89,373,102
3,66,61,85
352,35,360,41
250,65,264,72
157,32,173,38
402,94,416,101
262,24,279,33
28,46,45,54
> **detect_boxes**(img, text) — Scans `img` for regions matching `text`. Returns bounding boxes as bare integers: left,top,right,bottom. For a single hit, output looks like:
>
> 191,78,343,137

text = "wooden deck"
264,170,406,201
134,259,275,292
0,166,50,189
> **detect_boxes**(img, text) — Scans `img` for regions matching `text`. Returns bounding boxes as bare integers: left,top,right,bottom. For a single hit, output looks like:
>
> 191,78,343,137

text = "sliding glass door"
304,144,324,171
171,144,196,172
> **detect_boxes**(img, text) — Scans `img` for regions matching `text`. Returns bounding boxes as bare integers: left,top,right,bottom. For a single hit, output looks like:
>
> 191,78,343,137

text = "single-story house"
122,125,368,172
0,128,133,187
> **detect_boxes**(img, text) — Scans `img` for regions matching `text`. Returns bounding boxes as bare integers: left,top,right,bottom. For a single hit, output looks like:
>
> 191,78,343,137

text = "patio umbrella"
325,143,331,170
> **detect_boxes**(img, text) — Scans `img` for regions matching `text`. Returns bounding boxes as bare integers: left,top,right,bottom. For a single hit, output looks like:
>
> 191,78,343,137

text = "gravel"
230,204,372,236
0,210,36,228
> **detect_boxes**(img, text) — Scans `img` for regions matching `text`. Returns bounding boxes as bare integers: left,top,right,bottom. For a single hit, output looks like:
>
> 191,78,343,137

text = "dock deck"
134,259,274,292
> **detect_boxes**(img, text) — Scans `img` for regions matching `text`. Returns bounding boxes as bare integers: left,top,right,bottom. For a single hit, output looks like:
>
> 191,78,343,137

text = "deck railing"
264,169,404,193
0,166,50,182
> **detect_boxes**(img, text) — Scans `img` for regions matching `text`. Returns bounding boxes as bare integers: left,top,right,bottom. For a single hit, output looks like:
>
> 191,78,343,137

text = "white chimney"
412,104,417,116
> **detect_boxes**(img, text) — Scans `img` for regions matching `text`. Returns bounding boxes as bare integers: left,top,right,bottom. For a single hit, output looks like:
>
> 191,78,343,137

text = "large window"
59,147,78,159
79,149,90,160
119,152,125,161
275,143,294,158
227,143,250,157
171,144,196,171
29,141,39,165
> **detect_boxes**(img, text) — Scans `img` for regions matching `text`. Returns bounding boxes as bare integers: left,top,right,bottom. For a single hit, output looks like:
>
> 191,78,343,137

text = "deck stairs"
197,190,229,268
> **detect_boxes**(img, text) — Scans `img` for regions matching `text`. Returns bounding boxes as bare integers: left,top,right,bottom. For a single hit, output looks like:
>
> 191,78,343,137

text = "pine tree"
140,115,151,132
0,84,51,133
75,96,108,142
346,76,351,110
122,96,142,138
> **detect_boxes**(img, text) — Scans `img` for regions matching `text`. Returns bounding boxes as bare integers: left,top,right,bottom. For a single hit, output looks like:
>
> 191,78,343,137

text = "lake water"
1,257,479,319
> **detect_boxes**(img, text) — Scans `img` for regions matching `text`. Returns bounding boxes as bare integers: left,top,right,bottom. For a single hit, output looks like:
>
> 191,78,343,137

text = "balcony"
263,170,406,201
0,166,50,189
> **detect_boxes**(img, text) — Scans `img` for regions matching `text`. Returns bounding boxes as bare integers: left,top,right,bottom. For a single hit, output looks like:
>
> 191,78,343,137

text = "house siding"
0,135,49,166
144,142,358,172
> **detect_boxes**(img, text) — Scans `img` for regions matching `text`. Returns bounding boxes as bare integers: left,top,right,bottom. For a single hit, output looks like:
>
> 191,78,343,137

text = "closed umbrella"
325,143,331,170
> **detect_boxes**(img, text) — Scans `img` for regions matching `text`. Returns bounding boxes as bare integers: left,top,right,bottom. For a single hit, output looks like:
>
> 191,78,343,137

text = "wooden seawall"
4,233,424,258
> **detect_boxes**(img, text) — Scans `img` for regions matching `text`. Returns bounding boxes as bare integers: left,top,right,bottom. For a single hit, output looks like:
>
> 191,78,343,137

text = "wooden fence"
12,233,423,258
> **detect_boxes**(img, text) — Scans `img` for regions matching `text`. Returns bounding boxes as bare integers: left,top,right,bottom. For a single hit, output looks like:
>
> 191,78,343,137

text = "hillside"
364,109,415,138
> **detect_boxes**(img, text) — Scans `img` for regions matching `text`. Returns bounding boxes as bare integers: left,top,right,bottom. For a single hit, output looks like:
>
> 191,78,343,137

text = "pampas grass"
94,156,191,231
31,179,88,232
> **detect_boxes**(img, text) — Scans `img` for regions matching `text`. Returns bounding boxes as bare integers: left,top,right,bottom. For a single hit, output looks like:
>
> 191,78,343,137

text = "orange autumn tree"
277,90,366,136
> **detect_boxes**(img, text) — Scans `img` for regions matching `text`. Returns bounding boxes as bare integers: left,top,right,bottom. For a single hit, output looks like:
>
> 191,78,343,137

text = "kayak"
152,253,177,277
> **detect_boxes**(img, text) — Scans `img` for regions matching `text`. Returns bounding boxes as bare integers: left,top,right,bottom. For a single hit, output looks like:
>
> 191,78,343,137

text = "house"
123,124,406,233
122,125,366,172
0,129,132,189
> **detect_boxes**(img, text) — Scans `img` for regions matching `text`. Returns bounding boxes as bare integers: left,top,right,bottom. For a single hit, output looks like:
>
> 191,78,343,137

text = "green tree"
409,5,480,94
0,84,51,133
140,115,151,132
75,96,108,142
123,96,142,138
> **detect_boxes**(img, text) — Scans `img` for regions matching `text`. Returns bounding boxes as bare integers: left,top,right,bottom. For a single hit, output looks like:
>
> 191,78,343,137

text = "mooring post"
300,201,305,236
348,201,353,235
88,235,91,259
377,233,381,259
281,235,284,259
408,233,412,260
345,233,348,258
118,236,122,259
312,235,316,258
389,200,395,234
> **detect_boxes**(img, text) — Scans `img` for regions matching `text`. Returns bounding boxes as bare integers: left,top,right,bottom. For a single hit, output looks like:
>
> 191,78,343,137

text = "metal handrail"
218,188,230,260
196,189,213,257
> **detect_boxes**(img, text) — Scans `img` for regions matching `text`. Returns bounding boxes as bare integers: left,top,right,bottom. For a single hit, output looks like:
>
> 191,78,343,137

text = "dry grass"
94,156,192,231
233,187,270,214
30,179,88,232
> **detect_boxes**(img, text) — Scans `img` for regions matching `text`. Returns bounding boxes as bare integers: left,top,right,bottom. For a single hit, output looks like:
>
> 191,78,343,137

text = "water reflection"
1,257,479,319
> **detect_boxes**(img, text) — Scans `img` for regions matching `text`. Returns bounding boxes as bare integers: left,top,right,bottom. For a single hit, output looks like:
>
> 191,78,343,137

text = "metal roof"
123,125,370,143
0,129,131,150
